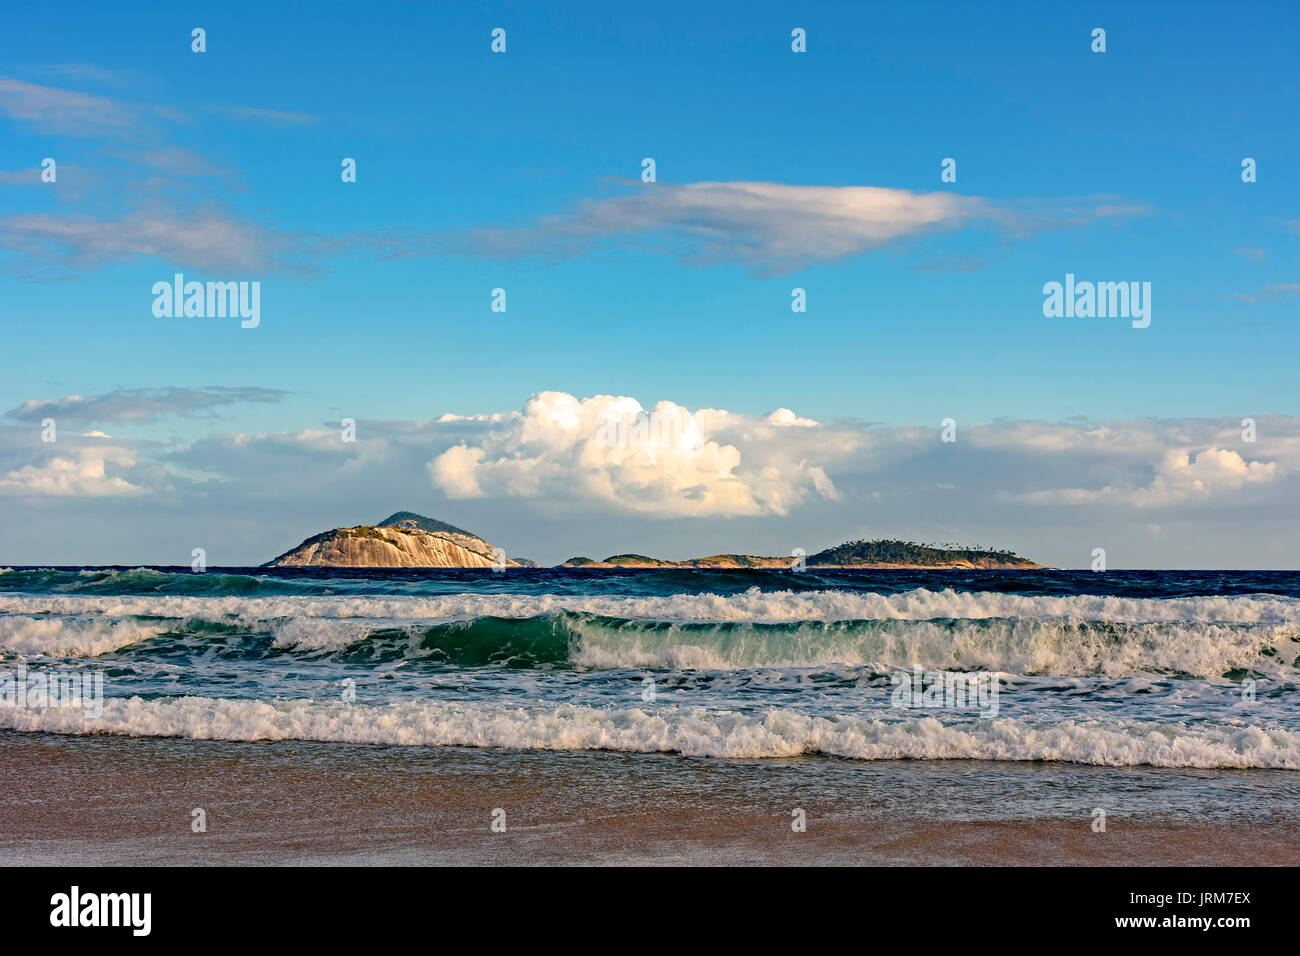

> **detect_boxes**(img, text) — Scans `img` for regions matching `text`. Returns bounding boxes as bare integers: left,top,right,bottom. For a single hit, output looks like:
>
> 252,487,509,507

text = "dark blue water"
5,565,1300,597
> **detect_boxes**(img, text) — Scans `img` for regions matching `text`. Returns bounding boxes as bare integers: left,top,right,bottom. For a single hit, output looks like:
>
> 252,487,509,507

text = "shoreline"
4,731,1295,866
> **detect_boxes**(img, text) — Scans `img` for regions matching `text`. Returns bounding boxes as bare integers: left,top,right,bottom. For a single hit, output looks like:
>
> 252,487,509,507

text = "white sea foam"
4,588,1299,675
1,695,1294,768
3,587,1299,626
0,615,167,658
267,616,398,651
567,617,1300,678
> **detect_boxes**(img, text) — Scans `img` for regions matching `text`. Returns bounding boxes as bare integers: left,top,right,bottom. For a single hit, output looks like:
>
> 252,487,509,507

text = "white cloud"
0,445,148,497
2,399,1299,566
1015,447,1281,507
427,391,845,517
435,411,520,424
6,387,287,423
0,74,137,136
452,181,1148,274
767,408,819,427
0,208,286,271
462,181,990,273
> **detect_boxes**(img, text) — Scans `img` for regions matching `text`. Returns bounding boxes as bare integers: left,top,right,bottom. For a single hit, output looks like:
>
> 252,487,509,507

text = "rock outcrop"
265,514,519,568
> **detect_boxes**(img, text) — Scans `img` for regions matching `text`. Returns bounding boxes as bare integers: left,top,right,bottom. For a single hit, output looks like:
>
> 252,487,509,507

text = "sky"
1,0,1298,568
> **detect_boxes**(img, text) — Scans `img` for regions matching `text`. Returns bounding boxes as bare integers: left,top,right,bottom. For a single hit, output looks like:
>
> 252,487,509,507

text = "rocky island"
265,512,1042,569
265,512,527,568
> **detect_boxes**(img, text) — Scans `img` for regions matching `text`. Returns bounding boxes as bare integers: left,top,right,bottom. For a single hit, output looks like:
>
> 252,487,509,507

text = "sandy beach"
4,731,1296,866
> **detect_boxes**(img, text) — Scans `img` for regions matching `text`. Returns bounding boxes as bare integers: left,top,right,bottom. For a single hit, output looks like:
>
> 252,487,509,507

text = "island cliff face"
265,513,519,568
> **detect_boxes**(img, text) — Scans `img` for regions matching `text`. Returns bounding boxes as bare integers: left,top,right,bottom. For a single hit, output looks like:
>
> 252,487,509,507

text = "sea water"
1,567,1297,769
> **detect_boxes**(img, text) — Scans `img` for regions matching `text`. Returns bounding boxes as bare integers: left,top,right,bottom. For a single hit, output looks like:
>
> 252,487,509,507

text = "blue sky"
1,1,1298,567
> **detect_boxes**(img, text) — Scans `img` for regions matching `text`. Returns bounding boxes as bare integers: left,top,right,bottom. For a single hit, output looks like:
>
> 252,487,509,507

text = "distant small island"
562,539,1042,569
265,512,1043,569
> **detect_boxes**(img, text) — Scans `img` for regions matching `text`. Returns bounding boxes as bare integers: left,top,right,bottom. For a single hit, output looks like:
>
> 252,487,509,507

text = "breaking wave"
4,586,1300,626
1,606,1296,679
1,695,1294,768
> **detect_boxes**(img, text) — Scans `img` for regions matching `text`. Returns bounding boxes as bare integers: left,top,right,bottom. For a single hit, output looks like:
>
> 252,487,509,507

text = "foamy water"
2,567,1297,769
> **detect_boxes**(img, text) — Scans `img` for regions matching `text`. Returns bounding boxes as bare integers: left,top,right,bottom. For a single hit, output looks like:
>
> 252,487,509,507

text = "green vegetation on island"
377,512,479,538
561,538,1042,569
807,539,1039,568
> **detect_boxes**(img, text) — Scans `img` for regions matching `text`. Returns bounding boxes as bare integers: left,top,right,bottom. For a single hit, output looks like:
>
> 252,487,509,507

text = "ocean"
3,565,1298,764
2,566,1298,863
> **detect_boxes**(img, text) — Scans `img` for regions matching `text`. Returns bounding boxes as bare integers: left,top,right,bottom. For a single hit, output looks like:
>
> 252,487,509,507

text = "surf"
2,695,1295,769
3,608,1297,680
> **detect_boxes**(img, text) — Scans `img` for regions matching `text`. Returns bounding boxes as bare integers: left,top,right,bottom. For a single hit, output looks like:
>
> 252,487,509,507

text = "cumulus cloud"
767,408,819,427
1019,447,1281,507
416,402,1292,519
0,444,148,497
427,391,847,517
4,391,1288,521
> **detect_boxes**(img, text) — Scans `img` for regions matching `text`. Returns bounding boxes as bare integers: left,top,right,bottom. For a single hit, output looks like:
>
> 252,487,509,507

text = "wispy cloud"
128,147,231,177
205,104,320,125
1230,283,1300,303
31,64,126,87
0,75,321,274
0,74,148,136
6,387,289,424
445,181,1149,275
0,206,304,272
0,168,41,185
456,181,988,274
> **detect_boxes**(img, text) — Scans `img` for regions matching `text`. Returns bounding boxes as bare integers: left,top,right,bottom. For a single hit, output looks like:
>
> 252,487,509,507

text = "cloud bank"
1,388,1294,566
427,391,846,516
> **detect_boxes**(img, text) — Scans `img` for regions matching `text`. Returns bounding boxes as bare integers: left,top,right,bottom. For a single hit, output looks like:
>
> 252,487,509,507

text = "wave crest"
1,696,1293,768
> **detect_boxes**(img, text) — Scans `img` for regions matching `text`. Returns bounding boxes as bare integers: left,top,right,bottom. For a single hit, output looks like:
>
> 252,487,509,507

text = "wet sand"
3,731,1296,865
